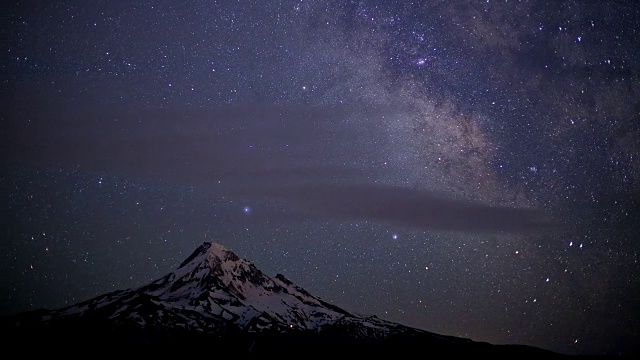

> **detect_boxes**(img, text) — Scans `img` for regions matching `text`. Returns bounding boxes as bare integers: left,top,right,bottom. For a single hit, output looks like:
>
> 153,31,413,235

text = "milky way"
3,1,639,356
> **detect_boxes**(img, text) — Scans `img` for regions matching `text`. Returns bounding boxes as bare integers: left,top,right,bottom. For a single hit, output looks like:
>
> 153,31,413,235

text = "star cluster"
3,0,639,356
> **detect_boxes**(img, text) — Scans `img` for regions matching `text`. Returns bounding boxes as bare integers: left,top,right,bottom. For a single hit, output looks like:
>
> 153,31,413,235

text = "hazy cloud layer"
4,104,559,234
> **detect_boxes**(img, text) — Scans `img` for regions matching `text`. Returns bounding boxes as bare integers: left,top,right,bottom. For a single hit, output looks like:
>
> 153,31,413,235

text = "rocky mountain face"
2,242,568,357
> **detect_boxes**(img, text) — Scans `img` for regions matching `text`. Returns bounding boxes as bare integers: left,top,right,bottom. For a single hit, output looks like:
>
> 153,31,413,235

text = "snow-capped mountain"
3,242,568,357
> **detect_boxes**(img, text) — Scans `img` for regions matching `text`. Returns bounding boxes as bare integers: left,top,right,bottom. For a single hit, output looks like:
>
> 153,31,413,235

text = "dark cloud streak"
231,181,562,234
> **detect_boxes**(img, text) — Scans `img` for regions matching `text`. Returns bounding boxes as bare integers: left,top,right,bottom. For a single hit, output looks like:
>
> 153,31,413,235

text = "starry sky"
2,0,639,356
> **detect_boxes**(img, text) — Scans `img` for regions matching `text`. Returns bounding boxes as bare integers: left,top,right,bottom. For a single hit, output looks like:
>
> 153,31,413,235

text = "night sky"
2,0,639,356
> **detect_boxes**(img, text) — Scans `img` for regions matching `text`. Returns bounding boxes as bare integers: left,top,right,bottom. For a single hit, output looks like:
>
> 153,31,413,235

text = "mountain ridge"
3,241,573,357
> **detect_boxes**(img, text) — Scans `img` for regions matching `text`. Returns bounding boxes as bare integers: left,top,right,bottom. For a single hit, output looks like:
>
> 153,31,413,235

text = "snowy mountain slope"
2,242,570,357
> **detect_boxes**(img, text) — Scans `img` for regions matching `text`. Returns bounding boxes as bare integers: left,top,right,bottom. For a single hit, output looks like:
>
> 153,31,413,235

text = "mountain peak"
171,241,262,294
177,241,239,269
135,241,355,332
